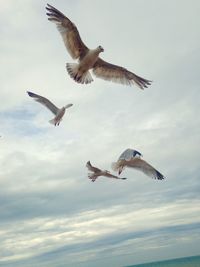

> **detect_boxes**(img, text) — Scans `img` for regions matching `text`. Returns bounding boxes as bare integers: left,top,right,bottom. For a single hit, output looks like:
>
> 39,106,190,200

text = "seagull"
27,91,73,126
46,4,152,89
86,161,127,182
112,148,165,180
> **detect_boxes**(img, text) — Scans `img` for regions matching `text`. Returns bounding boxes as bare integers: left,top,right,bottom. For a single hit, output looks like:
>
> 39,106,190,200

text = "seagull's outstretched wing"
129,158,165,180
27,91,59,115
46,4,89,60
93,58,152,89
118,148,143,161
104,172,127,180
86,161,101,173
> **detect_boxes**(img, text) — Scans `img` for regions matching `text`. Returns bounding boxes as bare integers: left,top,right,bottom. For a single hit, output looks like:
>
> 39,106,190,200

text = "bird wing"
118,149,142,161
104,171,126,180
86,161,102,173
93,58,152,89
129,158,165,180
27,91,59,115
46,4,89,60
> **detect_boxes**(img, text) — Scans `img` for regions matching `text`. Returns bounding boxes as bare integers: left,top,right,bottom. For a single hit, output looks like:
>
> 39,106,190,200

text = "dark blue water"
125,255,200,267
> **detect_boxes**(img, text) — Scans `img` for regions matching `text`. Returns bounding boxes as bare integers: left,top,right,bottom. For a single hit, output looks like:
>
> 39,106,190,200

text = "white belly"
79,50,99,71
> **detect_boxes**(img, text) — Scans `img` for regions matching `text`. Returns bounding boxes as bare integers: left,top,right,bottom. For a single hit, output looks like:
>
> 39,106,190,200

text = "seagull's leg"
88,174,93,180
88,173,98,182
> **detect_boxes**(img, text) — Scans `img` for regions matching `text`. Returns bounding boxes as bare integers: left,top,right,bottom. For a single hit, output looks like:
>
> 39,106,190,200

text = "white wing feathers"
128,158,165,180
27,91,59,115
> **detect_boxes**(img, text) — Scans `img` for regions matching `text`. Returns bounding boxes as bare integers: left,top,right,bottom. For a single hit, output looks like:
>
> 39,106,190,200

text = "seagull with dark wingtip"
112,148,165,180
46,3,152,89
27,91,73,126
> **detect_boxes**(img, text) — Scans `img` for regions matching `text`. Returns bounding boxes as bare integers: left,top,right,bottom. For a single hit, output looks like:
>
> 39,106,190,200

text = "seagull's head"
97,45,104,53
86,161,91,167
133,150,143,158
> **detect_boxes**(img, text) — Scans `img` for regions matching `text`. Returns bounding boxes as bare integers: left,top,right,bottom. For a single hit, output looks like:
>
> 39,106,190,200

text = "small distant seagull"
112,148,165,180
46,4,151,89
86,161,127,182
27,91,73,126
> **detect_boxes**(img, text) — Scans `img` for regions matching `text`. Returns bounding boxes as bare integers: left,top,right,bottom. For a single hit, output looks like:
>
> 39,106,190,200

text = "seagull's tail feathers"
49,117,56,126
66,63,93,84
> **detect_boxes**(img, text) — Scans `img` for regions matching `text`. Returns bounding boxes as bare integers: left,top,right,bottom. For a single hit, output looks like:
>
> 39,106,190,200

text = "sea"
125,255,200,267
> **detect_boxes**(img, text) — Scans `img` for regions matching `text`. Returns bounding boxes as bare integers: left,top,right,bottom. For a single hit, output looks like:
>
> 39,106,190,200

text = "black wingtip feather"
156,170,165,180
27,91,34,97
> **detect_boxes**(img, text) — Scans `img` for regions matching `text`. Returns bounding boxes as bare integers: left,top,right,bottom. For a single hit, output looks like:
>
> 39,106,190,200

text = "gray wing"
129,158,165,180
27,91,59,115
93,58,152,89
86,161,102,173
118,149,142,161
46,4,89,60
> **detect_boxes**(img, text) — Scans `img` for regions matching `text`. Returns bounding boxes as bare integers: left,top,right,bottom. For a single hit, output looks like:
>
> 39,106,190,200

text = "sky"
0,0,200,266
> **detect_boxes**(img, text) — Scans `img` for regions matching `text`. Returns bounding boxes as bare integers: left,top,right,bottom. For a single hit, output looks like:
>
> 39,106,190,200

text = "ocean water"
126,255,200,267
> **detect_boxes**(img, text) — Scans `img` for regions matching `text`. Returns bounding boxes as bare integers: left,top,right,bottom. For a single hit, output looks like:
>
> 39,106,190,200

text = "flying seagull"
86,161,127,182
46,4,151,89
112,148,165,180
27,91,73,126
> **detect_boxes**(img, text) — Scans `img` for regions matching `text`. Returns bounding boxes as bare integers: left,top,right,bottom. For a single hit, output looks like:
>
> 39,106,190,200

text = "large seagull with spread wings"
46,4,151,89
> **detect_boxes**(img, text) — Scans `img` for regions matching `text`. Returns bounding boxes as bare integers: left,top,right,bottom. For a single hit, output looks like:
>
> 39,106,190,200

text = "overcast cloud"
0,0,200,266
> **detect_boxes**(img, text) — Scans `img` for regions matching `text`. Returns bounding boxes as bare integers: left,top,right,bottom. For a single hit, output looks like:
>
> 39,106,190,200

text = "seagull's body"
46,4,151,89
86,161,127,182
112,148,165,180
27,91,73,126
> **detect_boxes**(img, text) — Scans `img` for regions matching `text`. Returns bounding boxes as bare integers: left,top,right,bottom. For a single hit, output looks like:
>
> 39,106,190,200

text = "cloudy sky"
0,0,200,266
